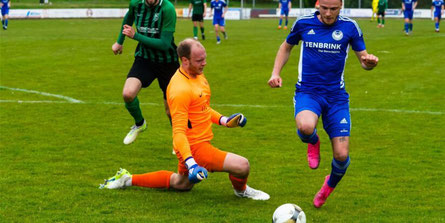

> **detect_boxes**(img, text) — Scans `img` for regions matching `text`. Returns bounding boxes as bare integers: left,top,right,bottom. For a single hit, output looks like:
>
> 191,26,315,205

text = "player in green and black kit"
111,0,179,145
188,0,206,40
377,0,388,28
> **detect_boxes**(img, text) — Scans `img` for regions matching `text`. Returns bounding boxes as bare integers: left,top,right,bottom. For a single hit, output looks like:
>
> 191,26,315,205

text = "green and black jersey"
377,0,387,12
117,0,178,63
190,0,206,15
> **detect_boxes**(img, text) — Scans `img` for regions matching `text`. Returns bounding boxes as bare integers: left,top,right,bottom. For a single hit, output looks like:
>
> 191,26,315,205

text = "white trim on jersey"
297,41,304,86
339,16,363,37
340,44,350,89
290,14,314,32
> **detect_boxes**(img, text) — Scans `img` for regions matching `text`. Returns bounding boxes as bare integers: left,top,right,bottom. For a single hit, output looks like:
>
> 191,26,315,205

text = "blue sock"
5,19,7,27
436,22,439,29
216,36,220,41
409,23,413,31
404,23,409,33
297,128,319,144
285,19,288,26
1,20,4,26
279,19,282,26
327,156,350,188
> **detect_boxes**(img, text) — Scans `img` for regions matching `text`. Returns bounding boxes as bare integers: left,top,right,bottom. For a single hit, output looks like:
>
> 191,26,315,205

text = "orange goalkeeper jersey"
167,67,223,159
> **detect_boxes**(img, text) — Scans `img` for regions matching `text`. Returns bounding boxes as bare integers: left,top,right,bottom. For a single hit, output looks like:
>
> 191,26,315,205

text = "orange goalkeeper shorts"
176,141,228,175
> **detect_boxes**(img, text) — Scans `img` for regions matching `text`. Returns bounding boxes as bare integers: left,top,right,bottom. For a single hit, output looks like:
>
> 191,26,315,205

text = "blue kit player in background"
1,0,10,30
431,0,444,32
278,0,291,30
268,0,379,208
209,0,227,44
402,0,417,35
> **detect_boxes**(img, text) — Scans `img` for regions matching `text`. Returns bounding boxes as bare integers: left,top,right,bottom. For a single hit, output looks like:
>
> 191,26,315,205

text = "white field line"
1,86,443,115
0,86,83,103
0,99,443,115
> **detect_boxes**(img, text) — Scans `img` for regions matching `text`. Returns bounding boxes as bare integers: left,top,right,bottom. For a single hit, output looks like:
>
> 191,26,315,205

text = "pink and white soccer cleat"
313,175,334,208
307,139,320,169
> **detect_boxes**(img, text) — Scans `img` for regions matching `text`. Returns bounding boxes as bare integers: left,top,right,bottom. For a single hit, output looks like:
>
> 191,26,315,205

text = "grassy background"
1,18,444,222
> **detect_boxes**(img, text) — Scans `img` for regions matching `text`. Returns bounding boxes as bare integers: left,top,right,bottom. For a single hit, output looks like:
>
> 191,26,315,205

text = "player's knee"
233,157,250,177
122,91,136,102
297,124,315,136
170,176,194,191
333,152,348,162
175,183,194,191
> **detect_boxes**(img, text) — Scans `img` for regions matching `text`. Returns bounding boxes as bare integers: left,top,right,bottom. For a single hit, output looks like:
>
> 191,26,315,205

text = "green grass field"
1,17,444,222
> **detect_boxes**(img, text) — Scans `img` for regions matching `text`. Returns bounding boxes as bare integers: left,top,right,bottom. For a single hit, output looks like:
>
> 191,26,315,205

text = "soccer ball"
272,203,306,223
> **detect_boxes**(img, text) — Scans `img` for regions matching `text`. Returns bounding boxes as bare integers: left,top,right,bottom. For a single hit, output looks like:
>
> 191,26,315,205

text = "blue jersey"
211,0,226,18
280,0,290,11
286,12,366,95
432,0,444,13
1,0,9,8
402,0,417,11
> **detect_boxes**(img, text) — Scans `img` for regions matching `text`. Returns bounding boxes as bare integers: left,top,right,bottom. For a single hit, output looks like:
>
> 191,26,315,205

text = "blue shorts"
213,17,225,26
1,6,9,16
434,11,441,20
404,10,413,20
280,8,289,16
293,92,351,139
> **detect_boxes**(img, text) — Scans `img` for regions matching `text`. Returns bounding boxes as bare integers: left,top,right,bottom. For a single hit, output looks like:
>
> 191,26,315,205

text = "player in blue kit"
278,0,292,30
1,0,10,30
209,0,227,44
402,0,417,35
268,0,378,208
431,0,444,32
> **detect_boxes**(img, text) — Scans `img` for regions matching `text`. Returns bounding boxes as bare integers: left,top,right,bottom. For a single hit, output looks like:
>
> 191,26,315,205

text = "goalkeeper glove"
185,157,208,184
220,113,247,128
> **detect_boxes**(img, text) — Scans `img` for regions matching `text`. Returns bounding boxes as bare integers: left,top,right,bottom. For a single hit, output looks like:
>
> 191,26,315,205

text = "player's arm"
278,2,282,9
188,3,193,17
288,1,292,9
413,1,417,10
210,109,247,128
268,41,294,88
354,50,379,70
112,9,135,55
122,26,174,51
203,2,207,17
169,88,208,184
401,3,405,11
223,5,228,18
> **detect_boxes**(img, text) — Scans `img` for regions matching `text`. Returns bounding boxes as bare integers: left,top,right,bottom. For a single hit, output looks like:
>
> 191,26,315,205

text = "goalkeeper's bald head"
177,38,205,60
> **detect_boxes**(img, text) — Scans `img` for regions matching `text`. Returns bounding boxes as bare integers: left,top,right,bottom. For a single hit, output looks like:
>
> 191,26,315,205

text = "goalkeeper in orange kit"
99,38,270,201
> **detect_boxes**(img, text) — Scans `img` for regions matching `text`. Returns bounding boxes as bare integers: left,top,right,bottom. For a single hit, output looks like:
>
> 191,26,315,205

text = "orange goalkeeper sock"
132,170,173,188
229,174,247,192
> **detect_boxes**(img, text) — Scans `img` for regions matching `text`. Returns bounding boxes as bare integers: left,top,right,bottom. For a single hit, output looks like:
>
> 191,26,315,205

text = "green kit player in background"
188,0,207,40
111,0,179,145
377,0,388,28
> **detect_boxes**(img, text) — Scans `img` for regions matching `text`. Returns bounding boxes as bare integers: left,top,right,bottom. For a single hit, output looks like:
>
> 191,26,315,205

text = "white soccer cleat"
234,185,270,200
99,168,132,189
123,120,147,145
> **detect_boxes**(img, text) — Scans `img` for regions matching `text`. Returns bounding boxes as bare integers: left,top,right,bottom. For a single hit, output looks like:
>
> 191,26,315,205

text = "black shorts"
127,57,179,99
192,14,204,22
377,11,385,16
